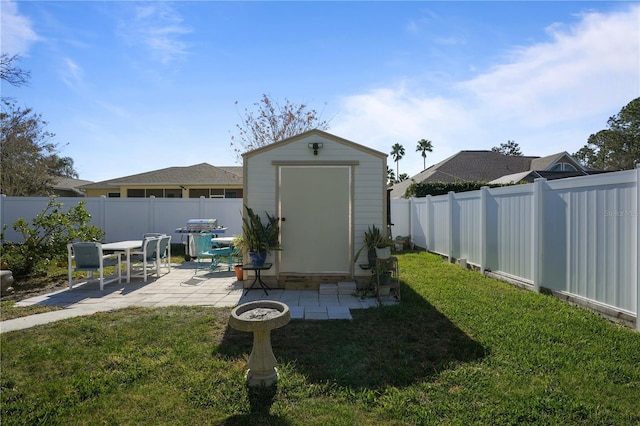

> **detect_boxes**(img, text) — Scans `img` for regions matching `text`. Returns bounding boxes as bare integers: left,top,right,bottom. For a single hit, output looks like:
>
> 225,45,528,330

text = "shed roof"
242,129,387,160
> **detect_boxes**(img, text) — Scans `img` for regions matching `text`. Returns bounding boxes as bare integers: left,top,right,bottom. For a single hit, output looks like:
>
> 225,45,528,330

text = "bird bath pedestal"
229,300,291,387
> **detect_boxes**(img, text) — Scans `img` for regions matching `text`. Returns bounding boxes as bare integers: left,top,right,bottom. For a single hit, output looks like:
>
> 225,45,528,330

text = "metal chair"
210,240,234,272
130,236,160,282
156,235,172,274
67,242,122,291
193,234,217,274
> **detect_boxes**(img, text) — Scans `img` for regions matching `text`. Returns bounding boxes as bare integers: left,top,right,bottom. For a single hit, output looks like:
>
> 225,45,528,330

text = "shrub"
403,180,513,198
0,196,105,277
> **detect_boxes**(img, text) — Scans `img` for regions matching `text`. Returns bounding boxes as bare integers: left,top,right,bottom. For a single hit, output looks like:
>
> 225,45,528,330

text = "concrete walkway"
1,263,387,333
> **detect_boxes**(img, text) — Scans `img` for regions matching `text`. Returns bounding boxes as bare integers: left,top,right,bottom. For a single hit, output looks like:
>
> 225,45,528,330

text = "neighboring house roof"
52,177,94,196
79,163,242,190
390,150,591,198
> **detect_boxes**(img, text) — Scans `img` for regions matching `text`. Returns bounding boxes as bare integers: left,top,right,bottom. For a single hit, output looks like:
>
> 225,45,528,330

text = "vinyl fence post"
199,196,206,218
480,186,488,273
408,198,413,247
532,178,545,293
149,196,156,233
448,191,455,263
99,195,107,240
426,195,432,252
636,165,640,331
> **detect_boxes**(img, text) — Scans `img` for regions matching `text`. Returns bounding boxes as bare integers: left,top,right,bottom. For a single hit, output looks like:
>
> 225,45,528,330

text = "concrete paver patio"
1,262,390,333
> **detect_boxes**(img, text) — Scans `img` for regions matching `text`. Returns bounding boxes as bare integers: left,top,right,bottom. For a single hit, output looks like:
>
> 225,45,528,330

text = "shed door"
279,166,351,274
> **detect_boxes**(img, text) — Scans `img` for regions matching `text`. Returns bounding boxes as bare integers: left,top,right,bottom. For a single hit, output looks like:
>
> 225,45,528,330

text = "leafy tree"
387,166,395,186
491,140,522,156
0,53,30,89
398,173,409,182
390,143,405,181
1,100,59,196
1,54,78,194
0,196,105,276
52,155,79,179
573,97,640,171
404,180,510,198
416,138,434,170
230,94,330,161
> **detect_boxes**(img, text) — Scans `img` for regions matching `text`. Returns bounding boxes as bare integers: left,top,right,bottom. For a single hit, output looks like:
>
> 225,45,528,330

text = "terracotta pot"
234,265,243,281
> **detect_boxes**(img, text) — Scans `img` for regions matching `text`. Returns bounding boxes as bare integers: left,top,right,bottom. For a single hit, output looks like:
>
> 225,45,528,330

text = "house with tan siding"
79,163,243,198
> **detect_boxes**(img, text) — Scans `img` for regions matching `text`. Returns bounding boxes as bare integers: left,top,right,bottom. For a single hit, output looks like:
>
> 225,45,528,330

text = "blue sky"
2,1,638,182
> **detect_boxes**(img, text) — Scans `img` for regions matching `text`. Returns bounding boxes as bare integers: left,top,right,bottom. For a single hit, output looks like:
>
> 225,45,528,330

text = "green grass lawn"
2,252,639,425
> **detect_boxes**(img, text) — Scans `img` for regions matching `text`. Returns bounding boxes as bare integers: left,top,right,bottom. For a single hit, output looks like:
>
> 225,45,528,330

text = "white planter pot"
375,247,391,259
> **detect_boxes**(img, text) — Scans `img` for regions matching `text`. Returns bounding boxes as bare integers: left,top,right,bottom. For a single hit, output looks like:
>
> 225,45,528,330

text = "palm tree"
387,166,396,185
390,143,405,180
416,139,434,170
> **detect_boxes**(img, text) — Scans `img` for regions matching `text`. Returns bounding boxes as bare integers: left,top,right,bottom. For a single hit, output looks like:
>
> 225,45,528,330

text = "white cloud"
0,0,40,55
118,3,191,65
60,57,83,89
460,6,640,126
332,5,640,177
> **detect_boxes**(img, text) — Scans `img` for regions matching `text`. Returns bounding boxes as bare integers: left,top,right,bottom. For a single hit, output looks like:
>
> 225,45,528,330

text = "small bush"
403,180,514,198
0,196,104,277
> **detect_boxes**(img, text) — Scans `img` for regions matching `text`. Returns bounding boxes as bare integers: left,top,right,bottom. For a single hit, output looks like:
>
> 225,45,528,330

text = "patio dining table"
102,240,142,283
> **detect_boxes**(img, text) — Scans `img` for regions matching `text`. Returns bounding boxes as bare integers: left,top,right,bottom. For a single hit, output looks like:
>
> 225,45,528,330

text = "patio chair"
130,236,160,282
67,242,122,291
209,240,234,272
193,234,218,274
156,234,172,275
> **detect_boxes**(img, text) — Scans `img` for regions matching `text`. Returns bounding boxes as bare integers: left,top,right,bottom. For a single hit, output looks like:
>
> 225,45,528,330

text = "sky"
1,1,639,183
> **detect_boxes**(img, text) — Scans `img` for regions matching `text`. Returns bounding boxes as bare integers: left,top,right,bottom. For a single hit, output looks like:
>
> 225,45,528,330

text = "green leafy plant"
231,234,245,265
354,224,384,265
0,196,104,277
241,205,280,254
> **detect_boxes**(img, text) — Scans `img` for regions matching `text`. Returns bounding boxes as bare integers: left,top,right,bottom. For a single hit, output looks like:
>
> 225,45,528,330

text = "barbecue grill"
175,219,227,260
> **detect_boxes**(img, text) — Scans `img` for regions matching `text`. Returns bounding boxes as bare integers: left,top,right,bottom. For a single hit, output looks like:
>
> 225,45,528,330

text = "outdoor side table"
242,263,273,296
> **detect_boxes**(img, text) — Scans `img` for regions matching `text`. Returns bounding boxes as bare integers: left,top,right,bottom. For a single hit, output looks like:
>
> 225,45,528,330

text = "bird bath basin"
229,300,291,387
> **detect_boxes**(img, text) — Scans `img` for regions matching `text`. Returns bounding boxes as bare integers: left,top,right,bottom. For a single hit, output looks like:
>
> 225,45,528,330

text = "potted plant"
354,224,383,268
376,262,392,296
231,234,245,280
375,234,393,259
242,205,280,267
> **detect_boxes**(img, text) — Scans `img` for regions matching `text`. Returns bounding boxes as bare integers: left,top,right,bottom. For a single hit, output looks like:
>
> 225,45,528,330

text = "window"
225,190,243,198
210,189,224,198
189,189,209,198
127,188,183,198
146,189,163,198
165,189,182,198
550,162,578,172
188,188,242,198
108,192,121,198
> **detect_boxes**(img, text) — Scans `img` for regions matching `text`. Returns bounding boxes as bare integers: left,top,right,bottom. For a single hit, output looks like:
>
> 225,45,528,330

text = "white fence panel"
542,171,638,314
430,196,450,256
409,198,427,250
489,185,534,281
453,191,483,266
0,196,243,244
390,199,411,238
400,168,639,329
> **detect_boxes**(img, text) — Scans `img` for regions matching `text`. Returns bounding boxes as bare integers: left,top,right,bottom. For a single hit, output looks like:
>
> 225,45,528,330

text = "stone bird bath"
229,300,291,387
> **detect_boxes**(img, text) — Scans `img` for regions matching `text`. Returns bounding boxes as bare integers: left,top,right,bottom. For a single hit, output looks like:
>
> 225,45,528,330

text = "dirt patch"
1,275,68,302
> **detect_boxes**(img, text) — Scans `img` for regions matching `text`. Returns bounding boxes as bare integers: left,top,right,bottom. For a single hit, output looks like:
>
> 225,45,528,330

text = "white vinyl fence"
391,167,640,330
0,196,244,244
3,168,639,329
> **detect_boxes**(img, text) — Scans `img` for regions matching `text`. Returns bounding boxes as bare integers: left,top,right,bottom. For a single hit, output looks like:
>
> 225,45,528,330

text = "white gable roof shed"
242,129,387,286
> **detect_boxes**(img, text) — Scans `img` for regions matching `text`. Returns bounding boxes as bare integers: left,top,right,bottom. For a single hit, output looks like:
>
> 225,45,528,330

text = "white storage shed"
242,129,388,289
